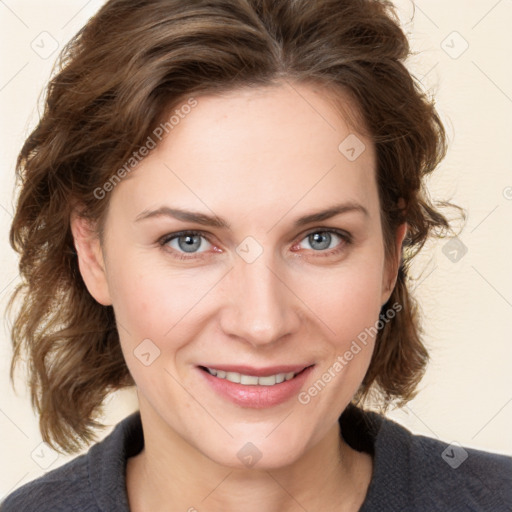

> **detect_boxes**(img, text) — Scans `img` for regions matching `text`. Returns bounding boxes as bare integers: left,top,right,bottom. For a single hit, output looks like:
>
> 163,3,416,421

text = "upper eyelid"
160,230,213,246
294,227,351,245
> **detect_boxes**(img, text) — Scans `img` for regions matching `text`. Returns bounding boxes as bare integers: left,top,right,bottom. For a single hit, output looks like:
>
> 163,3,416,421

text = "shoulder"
1,412,143,512
408,430,511,505
0,452,94,512
356,408,512,511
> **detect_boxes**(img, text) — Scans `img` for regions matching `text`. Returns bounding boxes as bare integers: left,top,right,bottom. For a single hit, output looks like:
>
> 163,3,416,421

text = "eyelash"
158,228,352,261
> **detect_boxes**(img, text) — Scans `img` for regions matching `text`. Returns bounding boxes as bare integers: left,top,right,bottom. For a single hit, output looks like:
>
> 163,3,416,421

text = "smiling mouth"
199,366,312,386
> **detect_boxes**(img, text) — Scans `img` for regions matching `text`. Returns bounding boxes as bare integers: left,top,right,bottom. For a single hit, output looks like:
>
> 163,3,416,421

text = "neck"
127,400,372,512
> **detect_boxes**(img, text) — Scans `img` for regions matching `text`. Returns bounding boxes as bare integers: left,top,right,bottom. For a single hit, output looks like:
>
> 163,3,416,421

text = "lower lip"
198,366,314,408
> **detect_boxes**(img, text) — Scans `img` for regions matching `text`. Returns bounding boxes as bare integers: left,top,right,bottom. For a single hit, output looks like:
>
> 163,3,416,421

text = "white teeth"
240,375,259,385
206,367,298,386
258,375,277,386
225,371,240,383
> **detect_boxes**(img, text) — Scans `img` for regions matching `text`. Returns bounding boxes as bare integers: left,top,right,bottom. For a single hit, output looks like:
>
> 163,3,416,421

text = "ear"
70,212,112,306
381,222,407,305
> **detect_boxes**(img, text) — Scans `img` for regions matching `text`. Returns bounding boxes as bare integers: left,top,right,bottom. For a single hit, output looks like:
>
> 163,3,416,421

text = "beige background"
1,0,511,499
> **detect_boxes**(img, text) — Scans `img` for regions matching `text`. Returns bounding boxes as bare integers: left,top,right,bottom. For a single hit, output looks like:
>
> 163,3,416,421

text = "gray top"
1,406,511,511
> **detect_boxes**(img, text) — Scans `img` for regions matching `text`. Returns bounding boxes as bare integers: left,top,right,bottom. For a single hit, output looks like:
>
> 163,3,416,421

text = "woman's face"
79,82,402,469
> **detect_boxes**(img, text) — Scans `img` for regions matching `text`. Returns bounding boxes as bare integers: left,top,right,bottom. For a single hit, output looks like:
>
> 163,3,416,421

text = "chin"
210,444,304,471
196,422,317,471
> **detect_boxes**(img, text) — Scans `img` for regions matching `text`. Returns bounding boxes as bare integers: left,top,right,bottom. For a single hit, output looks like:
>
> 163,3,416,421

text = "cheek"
105,251,222,342
292,257,385,345
105,260,216,396
292,261,385,415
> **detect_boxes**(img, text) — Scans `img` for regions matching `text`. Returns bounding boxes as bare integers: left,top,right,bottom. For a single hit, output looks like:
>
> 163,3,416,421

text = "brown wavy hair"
7,0,456,453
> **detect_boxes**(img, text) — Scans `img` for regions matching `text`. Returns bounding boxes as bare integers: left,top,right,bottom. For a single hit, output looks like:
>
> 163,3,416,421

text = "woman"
3,0,511,510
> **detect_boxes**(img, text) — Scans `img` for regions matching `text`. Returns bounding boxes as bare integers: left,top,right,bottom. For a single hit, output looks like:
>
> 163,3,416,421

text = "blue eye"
162,231,212,254
298,230,348,252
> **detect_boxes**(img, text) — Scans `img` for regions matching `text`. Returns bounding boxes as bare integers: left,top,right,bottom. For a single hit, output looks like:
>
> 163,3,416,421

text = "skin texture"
71,81,406,511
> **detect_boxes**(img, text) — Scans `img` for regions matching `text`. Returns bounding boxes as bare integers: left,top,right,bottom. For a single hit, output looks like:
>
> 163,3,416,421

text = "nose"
218,255,301,348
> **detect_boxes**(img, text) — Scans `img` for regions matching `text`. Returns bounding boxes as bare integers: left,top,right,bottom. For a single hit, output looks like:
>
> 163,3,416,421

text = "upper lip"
198,364,313,377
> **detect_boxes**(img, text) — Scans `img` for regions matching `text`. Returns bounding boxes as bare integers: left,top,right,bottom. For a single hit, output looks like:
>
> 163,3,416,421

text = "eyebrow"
134,202,369,229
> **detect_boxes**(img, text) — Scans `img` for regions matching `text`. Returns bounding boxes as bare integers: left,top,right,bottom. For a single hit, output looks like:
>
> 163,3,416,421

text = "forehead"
109,82,378,223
